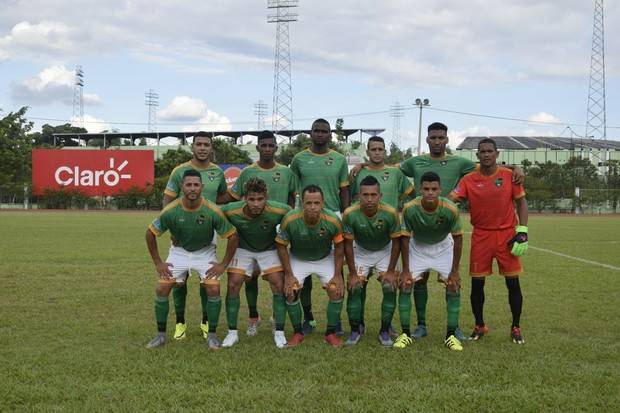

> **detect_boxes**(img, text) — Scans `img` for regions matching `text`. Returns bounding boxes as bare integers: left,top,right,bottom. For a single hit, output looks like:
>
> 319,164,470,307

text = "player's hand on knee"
381,270,398,292
399,270,414,292
446,270,461,293
205,261,226,279
347,274,359,291
284,274,300,297
328,277,344,299
156,262,174,279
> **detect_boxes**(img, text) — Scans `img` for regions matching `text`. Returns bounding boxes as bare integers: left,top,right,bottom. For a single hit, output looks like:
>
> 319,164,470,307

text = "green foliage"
275,134,345,166
335,118,346,143
351,140,362,150
154,148,192,178
384,142,412,165
112,186,152,210
37,187,98,209
0,107,33,199
31,123,87,147
212,138,252,164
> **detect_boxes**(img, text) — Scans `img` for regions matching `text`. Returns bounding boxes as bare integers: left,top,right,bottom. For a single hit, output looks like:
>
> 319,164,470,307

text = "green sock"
381,289,396,331
360,282,368,326
154,295,169,332
225,296,240,330
326,299,344,334
346,286,362,331
300,278,313,315
199,286,209,323
172,285,187,322
245,276,259,318
286,300,303,333
206,296,221,333
398,290,412,334
413,282,428,326
446,290,461,336
272,294,286,330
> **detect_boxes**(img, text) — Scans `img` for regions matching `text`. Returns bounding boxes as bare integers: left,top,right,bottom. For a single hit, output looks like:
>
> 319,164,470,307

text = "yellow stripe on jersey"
219,228,237,239
280,212,303,229
168,161,192,176
223,206,245,217
322,213,343,231
265,205,289,216
227,188,241,200
339,180,349,188
342,203,361,220
148,223,162,236
439,200,459,217
275,236,289,245
160,198,182,215
201,198,226,220
164,188,178,197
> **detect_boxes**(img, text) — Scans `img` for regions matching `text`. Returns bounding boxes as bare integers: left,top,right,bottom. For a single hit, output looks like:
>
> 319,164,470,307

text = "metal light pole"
414,98,430,155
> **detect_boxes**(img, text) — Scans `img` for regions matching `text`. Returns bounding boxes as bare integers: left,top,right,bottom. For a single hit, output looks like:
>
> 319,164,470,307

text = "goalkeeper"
449,138,528,345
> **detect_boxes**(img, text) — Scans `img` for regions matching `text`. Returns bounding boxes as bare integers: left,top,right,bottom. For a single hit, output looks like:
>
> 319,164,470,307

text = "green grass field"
1,211,619,411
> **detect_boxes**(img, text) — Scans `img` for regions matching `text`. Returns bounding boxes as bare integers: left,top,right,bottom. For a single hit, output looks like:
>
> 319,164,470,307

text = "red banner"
32,149,154,196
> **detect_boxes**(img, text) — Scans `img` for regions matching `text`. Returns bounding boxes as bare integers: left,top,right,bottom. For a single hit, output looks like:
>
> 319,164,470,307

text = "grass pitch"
1,211,619,411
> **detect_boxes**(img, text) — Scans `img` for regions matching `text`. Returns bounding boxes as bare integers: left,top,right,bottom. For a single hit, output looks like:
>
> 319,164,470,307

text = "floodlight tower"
145,89,159,133
72,66,84,128
254,100,269,130
585,0,606,141
390,102,405,148
268,0,298,139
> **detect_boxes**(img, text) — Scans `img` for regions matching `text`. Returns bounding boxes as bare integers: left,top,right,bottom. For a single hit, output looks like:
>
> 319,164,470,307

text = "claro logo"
54,158,132,187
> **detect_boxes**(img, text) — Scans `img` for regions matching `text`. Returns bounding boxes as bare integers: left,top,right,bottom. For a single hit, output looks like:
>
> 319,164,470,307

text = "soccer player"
396,171,465,351
220,177,291,349
450,138,528,344
219,130,297,335
275,185,345,347
289,119,350,334
351,122,523,341
342,176,401,346
146,169,239,349
162,131,229,341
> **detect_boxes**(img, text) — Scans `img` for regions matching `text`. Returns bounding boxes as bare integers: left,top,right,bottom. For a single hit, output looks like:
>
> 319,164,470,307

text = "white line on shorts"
528,246,620,272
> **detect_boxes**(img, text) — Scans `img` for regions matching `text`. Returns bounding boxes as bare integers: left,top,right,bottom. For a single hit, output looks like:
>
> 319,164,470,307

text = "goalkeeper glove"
508,225,528,257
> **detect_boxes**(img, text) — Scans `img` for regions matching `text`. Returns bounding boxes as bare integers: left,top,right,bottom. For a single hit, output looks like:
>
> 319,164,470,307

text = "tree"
0,107,33,201
384,142,412,165
31,123,87,147
154,148,192,178
212,138,252,164
335,118,346,143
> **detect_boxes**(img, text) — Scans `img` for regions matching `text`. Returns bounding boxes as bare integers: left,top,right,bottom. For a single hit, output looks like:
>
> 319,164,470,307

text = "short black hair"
360,175,380,189
367,136,385,148
193,131,212,143
302,184,323,200
420,171,440,185
478,138,497,151
312,118,330,129
427,122,448,134
257,130,276,142
182,169,202,182
245,177,267,194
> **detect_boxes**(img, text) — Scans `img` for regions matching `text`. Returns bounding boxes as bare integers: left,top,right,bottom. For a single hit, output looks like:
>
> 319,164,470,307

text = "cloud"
527,112,561,124
0,20,78,60
73,114,111,133
159,96,232,131
10,65,102,106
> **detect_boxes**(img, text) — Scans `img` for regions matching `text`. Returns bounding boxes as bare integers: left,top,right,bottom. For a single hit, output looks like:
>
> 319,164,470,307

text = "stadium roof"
457,136,620,151
52,128,385,145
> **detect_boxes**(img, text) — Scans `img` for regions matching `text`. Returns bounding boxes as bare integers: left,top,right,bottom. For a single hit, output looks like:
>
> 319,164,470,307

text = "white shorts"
353,242,392,278
409,235,454,281
290,253,335,287
227,248,283,277
165,245,218,283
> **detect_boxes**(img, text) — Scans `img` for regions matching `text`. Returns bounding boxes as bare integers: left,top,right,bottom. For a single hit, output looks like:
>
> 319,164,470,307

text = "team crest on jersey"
440,160,448,166
318,227,327,237
260,220,270,230
494,178,503,187
272,172,281,182
382,171,390,181
375,219,385,230
207,171,216,181
196,214,206,225
325,157,334,166
436,216,445,225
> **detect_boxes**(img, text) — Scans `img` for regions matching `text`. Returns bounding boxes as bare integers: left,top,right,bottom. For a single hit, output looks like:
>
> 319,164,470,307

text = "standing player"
450,138,528,344
162,132,229,341
396,172,465,351
353,122,523,341
290,119,350,334
219,130,297,335
220,177,291,349
146,169,239,349
275,185,345,347
342,176,401,346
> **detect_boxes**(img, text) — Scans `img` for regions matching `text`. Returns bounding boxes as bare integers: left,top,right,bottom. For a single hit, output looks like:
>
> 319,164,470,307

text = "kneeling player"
276,185,346,347
221,177,291,348
342,176,401,346
397,171,465,351
145,169,239,350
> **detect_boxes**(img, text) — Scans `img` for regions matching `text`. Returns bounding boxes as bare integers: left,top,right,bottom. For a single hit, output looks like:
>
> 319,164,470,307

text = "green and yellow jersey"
221,200,291,252
342,202,401,251
164,160,227,203
276,208,344,261
351,165,413,210
228,162,296,205
401,196,463,245
149,197,236,251
400,154,476,196
290,149,349,212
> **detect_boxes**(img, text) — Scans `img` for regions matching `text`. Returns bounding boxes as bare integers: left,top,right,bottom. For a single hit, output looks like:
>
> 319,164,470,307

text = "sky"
1,0,619,150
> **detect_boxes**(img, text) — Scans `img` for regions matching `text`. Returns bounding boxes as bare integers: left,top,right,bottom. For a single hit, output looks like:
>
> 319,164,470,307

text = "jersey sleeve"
289,155,300,178
460,158,477,176
342,212,354,240
288,170,297,196
389,211,402,239
399,158,414,178
338,158,349,188
149,213,169,236
217,171,227,195
275,220,290,245
451,212,464,236
400,207,412,237
212,206,236,238
228,170,244,200
512,181,526,200
450,176,469,201
164,171,180,198
398,170,414,198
